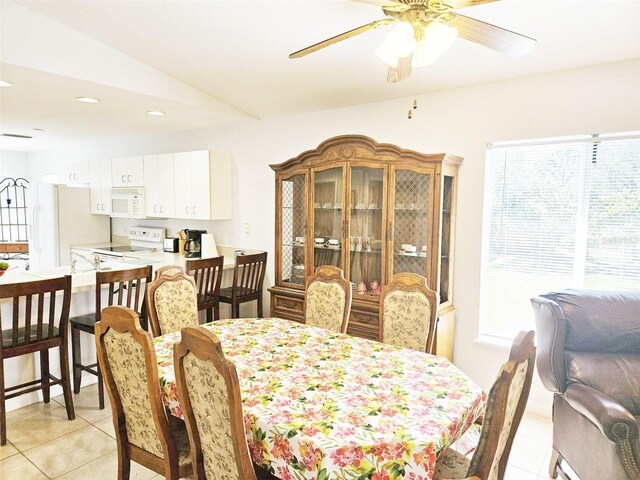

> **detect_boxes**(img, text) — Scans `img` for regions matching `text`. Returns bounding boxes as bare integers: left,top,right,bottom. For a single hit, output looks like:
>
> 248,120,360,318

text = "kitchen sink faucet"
70,251,101,274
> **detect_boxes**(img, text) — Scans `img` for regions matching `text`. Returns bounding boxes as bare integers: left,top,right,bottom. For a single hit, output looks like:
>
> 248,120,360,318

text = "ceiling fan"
289,0,536,82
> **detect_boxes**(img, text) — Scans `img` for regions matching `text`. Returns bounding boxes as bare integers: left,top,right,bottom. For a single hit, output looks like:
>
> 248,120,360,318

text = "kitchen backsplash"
111,217,230,245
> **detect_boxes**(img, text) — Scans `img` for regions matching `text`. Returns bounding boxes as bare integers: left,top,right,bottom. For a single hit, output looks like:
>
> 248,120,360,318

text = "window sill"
473,336,513,352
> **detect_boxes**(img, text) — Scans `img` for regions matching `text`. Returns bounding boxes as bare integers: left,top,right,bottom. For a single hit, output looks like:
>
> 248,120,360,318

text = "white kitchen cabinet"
173,150,232,220
144,154,175,217
190,150,211,220
112,156,144,187
64,160,89,185
89,159,112,214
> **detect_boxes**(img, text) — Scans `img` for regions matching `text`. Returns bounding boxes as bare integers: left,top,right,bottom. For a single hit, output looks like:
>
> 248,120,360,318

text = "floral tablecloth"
154,318,485,480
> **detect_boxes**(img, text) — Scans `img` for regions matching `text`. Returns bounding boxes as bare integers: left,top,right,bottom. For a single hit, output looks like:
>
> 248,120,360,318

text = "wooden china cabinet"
268,135,461,360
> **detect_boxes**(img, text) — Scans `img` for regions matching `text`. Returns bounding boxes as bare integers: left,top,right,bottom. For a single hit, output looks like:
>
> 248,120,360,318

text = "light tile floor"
1,385,574,479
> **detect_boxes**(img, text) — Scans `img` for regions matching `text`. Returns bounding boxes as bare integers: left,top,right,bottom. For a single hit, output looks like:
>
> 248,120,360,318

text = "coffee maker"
183,229,207,258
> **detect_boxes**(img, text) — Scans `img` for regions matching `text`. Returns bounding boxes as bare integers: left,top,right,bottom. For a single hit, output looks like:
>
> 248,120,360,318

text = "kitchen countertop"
0,244,264,293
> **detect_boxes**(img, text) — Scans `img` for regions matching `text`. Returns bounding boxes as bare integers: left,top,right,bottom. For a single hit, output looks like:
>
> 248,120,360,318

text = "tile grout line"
18,451,54,480
21,424,117,479
49,449,117,480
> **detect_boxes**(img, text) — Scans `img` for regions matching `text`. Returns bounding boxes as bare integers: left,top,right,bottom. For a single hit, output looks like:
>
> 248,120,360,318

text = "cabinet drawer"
274,310,304,324
273,295,304,314
347,323,379,342
350,309,379,327
3,243,29,253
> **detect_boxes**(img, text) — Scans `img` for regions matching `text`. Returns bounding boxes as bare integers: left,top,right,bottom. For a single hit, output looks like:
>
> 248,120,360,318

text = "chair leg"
97,362,105,410
59,344,75,420
206,308,212,323
40,349,50,403
257,296,263,318
549,448,562,478
116,439,131,480
0,359,6,445
71,326,82,394
234,301,240,319
214,303,220,321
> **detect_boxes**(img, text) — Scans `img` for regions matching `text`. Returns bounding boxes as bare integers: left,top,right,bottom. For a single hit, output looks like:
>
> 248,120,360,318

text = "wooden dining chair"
0,276,74,445
147,269,199,337
95,306,192,480
219,252,267,319
186,256,225,322
70,265,152,409
303,265,352,333
379,273,439,353
433,330,536,480
173,326,257,480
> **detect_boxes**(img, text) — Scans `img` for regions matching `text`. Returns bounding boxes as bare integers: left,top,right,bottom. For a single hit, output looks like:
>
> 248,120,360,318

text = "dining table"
154,317,485,480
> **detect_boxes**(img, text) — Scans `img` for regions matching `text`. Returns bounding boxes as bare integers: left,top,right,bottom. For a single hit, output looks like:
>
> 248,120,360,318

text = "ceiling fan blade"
290,18,394,59
351,0,405,7
449,12,536,56
387,54,413,83
446,0,499,9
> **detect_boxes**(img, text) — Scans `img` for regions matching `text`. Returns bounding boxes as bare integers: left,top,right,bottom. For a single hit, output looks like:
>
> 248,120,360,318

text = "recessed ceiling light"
77,96,100,103
34,128,46,132
147,110,165,116
0,80,13,87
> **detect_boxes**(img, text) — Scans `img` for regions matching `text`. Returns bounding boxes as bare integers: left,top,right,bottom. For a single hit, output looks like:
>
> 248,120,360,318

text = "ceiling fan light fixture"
413,22,458,67
374,22,414,68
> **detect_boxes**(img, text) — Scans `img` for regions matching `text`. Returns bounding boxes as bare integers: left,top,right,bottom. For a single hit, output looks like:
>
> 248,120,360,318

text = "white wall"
0,150,31,180
27,58,640,416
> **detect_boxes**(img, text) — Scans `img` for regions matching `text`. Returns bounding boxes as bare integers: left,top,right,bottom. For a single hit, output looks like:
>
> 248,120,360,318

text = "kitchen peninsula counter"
1,244,265,412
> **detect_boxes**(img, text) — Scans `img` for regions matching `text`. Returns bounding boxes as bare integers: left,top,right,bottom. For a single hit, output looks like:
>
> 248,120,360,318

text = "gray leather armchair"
531,289,640,480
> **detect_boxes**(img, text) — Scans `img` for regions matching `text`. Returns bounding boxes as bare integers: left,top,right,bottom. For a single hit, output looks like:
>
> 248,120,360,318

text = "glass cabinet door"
348,166,386,298
312,167,345,271
390,168,433,280
280,173,307,286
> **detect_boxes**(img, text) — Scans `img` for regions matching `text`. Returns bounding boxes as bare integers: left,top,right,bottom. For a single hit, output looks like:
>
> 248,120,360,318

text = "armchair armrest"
531,296,568,393
565,384,638,444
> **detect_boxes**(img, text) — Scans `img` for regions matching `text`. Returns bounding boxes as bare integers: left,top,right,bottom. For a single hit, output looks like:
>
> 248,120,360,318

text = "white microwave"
111,187,145,218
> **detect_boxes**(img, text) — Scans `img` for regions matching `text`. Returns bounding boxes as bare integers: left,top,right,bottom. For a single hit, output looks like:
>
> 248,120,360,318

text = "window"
479,133,640,341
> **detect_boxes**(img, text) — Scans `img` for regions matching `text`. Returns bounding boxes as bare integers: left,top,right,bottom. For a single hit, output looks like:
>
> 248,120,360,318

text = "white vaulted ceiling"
1,0,640,151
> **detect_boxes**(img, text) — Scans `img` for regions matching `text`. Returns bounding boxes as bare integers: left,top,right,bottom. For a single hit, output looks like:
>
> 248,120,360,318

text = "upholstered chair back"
379,273,438,353
174,326,257,480
532,289,640,416
147,271,199,337
96,306,176,459
468,331,536,480
304,265,352,333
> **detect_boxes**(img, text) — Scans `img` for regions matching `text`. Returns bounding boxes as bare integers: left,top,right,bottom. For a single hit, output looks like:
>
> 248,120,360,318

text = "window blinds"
479,136,640,341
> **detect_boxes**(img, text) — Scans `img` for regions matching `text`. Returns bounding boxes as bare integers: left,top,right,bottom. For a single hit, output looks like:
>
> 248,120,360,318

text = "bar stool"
219,252,267,318
186,256,225,322
0,276,74,445
70,265,152,409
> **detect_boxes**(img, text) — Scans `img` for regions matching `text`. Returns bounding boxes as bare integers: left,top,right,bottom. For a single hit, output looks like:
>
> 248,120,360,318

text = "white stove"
91,226,165,258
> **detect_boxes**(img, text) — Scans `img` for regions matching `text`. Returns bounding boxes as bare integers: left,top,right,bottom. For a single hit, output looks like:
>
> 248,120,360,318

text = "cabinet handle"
101,203,105,211
121,175,126,184
127,174,132,183
73,173,77,180
96,203,100,211
160,205,164,213
153,204,158,213
282,300,298,309
69,173,73,180
185,206,189,214
192,206,196,214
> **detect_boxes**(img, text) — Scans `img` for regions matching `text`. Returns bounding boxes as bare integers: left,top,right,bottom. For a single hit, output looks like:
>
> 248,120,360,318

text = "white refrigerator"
28,184,111,270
